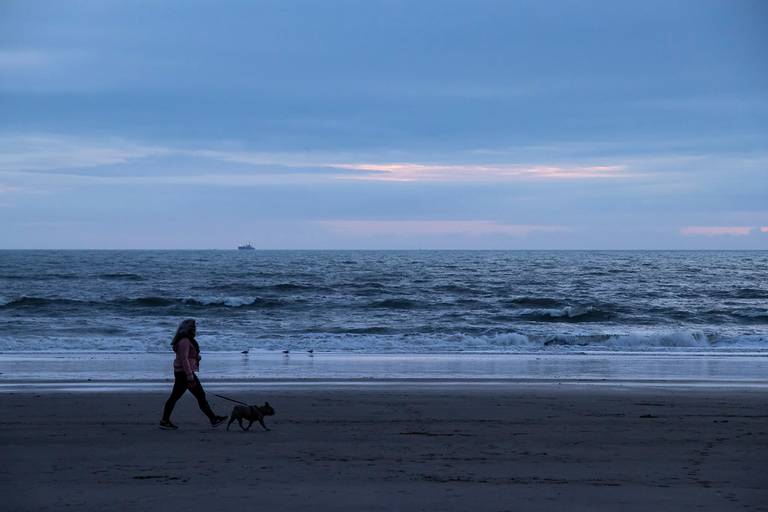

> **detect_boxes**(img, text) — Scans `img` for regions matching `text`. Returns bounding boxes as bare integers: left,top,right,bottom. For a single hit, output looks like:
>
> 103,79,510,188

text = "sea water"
0,250,766,354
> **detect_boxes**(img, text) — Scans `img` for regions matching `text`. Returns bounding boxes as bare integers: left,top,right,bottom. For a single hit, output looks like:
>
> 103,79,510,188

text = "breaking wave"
241,330,767,353
515,306,615,322
2,329,765,354
0,295,295,310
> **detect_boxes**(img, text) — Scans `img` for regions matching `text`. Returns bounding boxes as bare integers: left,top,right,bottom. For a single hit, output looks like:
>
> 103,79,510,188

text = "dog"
226,402,275,431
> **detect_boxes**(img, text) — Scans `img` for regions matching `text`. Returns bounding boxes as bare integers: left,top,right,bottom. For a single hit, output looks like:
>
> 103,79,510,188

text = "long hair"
171,318,200,353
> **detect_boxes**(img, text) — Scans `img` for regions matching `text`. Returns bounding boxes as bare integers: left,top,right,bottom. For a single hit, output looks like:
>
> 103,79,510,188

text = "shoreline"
2,351,767,390
3,378,768,393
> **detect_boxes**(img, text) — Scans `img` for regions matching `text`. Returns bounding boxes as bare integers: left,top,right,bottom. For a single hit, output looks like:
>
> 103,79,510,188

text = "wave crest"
516,306,615,322
503,297,564,308
0,295,292,310
366,298,422,309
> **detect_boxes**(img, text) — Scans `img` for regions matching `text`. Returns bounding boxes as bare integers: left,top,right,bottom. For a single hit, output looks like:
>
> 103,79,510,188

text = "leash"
212,393,248,406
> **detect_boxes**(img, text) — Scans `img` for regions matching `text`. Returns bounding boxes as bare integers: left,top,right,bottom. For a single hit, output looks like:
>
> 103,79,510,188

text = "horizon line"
1,248,766,252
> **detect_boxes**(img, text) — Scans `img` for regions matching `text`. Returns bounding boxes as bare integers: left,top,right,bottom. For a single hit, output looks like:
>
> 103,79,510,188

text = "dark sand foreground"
2,385,767,511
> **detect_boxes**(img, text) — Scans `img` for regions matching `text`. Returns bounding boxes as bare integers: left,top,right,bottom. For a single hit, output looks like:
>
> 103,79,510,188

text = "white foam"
600,331,711,350
1,330,765,354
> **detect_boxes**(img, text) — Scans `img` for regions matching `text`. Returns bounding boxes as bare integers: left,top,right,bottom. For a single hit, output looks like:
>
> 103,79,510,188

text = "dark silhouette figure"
160,319,226,429
226,402,275,431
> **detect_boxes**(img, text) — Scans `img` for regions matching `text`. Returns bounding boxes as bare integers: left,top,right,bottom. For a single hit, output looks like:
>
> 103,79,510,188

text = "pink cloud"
0,184,20,194
329,162,628,182
318,220,570,236
761,227,768,233
680,226,753,236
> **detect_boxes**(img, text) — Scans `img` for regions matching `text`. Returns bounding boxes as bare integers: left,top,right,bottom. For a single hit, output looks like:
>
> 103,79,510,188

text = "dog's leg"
226,415,236,431
245,420,253,431
237,417,246,431
257,417,270,431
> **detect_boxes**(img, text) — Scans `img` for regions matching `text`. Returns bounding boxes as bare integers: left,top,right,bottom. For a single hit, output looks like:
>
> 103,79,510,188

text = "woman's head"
171,318,197,350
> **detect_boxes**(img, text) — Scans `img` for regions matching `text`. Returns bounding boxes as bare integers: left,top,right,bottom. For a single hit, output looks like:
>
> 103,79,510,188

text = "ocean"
1,250,766,354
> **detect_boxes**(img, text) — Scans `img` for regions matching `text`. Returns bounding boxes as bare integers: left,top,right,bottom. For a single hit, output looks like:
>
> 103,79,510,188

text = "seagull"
307,349,314,354
241,350,249,355
282,350,290,354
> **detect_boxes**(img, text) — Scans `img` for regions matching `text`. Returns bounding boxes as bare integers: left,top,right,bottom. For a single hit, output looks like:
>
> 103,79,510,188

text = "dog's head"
260,401,275,416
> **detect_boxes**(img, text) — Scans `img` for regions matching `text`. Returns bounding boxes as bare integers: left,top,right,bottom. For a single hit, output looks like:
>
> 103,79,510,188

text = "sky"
1,0,766,249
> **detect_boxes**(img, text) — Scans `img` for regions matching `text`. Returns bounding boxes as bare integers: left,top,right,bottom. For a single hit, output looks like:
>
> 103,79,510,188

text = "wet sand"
1,385,767,511
3,351,768,384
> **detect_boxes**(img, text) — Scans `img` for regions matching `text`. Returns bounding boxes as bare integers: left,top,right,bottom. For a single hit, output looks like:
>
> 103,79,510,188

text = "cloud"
680,226,754,236
0,133,636,185
328,162,630,182
3,133,764,198
188,149,329,168
317,220,570,236
0,184,20,194
49,173,329,187
0,49,53,70
0,135,168,173
0,49,96,93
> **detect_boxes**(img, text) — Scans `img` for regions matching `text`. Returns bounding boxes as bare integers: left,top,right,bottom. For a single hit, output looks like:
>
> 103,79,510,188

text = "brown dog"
226,402,275,431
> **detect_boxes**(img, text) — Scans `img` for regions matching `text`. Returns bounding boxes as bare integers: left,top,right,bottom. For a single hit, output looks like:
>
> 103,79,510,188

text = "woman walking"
160,319,227,430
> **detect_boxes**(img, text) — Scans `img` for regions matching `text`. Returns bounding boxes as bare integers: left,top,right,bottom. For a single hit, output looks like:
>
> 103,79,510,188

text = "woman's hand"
187,379,197,389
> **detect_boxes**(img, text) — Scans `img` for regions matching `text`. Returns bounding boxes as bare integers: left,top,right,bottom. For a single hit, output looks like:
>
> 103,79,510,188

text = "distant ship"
237,242,255,250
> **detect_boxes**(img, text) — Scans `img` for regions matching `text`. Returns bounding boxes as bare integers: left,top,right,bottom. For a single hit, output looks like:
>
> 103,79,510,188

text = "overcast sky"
1,0,766,249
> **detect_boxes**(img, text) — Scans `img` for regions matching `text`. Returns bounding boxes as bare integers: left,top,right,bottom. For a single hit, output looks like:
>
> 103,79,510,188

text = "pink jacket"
173,338,200,381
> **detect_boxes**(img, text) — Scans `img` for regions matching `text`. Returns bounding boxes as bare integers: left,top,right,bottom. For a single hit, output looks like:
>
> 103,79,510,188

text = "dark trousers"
162,371,216,422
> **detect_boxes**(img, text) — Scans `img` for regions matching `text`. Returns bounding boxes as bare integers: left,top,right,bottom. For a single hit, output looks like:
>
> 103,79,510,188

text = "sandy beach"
2,384,766,511
3,0,767,508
